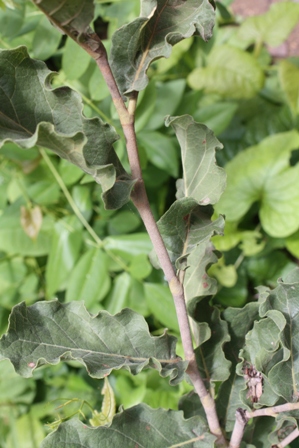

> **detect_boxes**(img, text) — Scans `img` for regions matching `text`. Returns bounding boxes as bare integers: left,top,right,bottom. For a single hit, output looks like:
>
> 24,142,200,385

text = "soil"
229,0,299,57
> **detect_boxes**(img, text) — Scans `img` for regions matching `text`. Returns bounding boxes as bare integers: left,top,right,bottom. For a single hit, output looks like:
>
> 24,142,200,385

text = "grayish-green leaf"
188,45,264,99
110,0,215,95
216,303,260,431
193,299,231,384
165,115,225,205
0,301,186,384
32,0,94,35
41,405,215,448
0,47,134,209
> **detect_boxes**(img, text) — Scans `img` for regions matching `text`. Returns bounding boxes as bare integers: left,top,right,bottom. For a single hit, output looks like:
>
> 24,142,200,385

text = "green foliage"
0,0,299,447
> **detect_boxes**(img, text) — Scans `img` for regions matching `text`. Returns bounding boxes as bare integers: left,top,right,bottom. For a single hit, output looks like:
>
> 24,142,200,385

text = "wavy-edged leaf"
188,45,264,99
110,0,215,95
256,269,299,403
193,298,231,384
216,131,299,237
41,405,216,448
0,300,186,384
216,303,260,431
165,115,225,205
32,0,94,35
0,46,134,209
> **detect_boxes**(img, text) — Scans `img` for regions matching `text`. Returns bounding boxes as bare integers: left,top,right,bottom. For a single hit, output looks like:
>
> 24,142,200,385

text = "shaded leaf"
216,131,299,237
216,303,260,431
110,0,215,95
41,405,215,448
193,298,231,384
0,301,186,384
20,205,43,240
145,283,179,332
0,47,134,209
32,15,62,61
188,45,264,99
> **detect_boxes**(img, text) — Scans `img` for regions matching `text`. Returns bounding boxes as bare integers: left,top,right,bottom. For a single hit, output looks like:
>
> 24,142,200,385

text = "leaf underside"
110,0,215,95
0,301,186,384
0,46,134,209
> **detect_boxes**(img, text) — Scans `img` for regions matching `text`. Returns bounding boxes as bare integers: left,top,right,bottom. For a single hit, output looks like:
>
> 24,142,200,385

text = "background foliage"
1,0,299,446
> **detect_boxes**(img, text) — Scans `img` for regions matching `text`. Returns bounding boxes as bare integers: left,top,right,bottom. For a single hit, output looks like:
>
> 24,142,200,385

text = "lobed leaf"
41,405,215,448
216,130,299,237
110,0,215,95
0,46,134,209
0,300,186,384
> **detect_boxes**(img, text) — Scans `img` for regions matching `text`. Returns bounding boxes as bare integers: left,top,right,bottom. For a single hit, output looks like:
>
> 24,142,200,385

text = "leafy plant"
1,1,299,447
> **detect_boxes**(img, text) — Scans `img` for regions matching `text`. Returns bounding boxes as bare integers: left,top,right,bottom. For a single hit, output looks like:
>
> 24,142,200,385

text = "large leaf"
41,405,216,448
0,46,134,209
31,0,94,35
188,45,264,99
235,2,299,48
216,131,299,237
110,0,215,95
0,301,186,384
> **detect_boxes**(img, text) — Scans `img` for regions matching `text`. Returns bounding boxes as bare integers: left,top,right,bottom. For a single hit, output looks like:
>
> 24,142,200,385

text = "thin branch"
246,401,299,419
229,409,248,448
90,33,227,448
275,428,299,448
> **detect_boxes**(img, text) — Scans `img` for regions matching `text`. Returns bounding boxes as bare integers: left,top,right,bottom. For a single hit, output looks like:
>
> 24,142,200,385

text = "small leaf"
0,47,134,210
216,131,299,237
41,405,216,448
62,37,91,80
0,301,186,384
188,45,264,99
89,377,116,427
20,205,43,240
110,0,215,95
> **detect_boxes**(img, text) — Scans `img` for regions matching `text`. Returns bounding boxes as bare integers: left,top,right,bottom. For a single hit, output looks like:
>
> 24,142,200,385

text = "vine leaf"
40,405,216,448
0,47,134,209
110,0,215,95
216,130,299,237
0,301,186,384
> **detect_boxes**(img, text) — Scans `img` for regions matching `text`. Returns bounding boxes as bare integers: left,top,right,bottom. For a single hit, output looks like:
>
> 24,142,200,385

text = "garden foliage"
1,0,299,447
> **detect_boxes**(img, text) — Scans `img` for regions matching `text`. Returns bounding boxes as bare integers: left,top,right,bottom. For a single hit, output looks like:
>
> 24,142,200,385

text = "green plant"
1,1,299,447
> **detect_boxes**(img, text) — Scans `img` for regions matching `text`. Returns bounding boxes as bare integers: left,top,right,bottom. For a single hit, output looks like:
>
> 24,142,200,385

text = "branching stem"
91,35,227,448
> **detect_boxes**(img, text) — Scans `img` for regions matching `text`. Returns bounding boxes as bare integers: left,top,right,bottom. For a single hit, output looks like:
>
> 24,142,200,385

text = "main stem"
93,42,226,446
